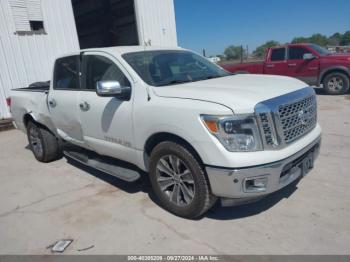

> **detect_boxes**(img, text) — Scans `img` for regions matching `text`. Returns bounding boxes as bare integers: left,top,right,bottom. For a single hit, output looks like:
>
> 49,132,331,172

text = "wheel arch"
143,132,204,171
23,113,36,128
23,113,58,139
319,66,350,85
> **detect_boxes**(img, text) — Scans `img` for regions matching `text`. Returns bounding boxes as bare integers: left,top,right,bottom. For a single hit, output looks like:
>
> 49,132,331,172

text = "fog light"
244,176,268,193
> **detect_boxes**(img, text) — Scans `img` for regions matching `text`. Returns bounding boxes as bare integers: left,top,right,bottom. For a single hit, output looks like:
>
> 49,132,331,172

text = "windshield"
122,50,230,87
309,44,331,56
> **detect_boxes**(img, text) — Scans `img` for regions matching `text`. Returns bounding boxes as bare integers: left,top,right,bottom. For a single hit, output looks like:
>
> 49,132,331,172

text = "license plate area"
280,148,316,184
300,152,314,176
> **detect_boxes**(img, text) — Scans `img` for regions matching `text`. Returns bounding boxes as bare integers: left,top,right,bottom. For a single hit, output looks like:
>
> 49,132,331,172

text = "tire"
322,72,350,95
27,121,61,162
149,141,217,218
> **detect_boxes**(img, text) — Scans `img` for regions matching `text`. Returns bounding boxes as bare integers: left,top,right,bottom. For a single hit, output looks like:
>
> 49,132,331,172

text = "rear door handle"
79,101,90,111
288,63,297,67
48,99,56,107
266,64,275,68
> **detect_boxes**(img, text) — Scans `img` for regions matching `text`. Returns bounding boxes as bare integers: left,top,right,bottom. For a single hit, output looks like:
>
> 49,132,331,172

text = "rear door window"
270,48,286,61
53,56,80,90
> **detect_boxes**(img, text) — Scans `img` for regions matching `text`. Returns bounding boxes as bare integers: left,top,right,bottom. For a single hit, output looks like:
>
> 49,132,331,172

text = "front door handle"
48,99,56,107
288,63,297,67
79,101,90,111
266,64,275,68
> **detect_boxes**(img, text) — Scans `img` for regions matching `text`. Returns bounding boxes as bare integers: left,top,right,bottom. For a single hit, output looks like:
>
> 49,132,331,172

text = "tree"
309,34,328,46
219,31,349,61
253,41,280,58
340,31,350,45
291,34,328,47
328,32,342,46
224,45,246,60
291,37,309,44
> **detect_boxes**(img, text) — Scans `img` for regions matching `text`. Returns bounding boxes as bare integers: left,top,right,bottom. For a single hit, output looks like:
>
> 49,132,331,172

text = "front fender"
133,97,233,166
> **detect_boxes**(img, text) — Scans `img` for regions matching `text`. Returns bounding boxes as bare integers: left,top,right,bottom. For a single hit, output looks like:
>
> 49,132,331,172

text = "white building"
0,0,178,119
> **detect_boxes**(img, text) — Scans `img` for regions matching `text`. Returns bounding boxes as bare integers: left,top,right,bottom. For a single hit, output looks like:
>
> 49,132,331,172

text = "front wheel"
322,72,350,95
149,141,217,218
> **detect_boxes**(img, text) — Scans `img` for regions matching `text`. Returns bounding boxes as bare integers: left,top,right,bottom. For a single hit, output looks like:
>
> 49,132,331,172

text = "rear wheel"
27,121,61,162
149,141,217,218
322,72,350,95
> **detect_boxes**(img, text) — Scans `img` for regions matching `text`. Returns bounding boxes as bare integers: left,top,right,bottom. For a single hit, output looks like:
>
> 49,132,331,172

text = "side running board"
63,149,141,182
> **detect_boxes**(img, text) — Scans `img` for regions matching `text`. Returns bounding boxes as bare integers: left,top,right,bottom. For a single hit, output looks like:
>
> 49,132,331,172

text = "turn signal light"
203,120,218,133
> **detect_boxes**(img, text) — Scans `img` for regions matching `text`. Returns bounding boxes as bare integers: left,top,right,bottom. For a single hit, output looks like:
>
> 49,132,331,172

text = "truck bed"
12,81,50,92
222,61,264,74
10,81,55,133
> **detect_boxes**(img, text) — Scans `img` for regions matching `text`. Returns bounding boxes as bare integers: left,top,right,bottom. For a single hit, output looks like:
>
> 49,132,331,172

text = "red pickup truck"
222,43,350,95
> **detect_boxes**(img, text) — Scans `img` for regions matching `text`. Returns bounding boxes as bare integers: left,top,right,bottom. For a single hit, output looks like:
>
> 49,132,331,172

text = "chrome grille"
255,88,317,149
278,95,317,143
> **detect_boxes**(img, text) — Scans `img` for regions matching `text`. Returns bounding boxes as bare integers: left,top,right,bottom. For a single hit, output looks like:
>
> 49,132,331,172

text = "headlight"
201,114,262,152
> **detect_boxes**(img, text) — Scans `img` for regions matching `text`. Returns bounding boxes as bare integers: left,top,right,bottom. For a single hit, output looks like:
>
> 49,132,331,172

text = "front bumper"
205,136,321,206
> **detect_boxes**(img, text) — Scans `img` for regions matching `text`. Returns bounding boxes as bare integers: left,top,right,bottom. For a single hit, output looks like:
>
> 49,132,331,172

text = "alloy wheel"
156,155,195,207
327,76,344,92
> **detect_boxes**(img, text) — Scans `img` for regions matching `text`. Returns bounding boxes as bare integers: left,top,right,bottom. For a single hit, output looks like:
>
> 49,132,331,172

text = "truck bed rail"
12,81,50,92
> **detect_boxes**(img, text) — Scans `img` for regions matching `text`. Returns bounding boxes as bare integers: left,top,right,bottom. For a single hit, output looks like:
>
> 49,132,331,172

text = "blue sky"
174,0,350,56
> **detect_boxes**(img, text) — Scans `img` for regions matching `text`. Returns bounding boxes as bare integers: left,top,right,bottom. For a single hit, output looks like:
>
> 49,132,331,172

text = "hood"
152,74,307,114
323,53,350,61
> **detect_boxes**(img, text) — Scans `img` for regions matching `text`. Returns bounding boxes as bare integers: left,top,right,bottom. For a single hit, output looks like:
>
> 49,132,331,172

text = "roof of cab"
55,45,188,60
81,45,186,55
271,43,312,49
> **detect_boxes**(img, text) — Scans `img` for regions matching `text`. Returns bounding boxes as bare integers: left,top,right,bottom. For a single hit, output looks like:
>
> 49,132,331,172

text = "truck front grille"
278,95,317,143
256,87,317,149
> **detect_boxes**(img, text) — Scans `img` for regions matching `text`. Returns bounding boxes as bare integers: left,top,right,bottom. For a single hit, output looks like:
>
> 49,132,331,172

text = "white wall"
0,0,178,119
135,0,177,47
0,0,80,119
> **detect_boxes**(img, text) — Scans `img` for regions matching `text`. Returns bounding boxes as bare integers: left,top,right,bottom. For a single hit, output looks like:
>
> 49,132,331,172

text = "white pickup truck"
10,46,321,218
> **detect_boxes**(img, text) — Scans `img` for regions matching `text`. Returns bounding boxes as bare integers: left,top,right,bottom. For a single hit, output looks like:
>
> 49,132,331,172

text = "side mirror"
96,81,131,100
303,53,316,60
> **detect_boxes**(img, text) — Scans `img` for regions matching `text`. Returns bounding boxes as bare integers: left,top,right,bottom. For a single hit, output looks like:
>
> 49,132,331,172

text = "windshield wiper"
206,75,221,80
157,79,193,87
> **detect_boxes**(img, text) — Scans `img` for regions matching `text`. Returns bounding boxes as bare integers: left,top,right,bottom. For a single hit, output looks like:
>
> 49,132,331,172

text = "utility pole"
240,45,243,63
